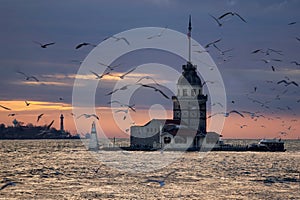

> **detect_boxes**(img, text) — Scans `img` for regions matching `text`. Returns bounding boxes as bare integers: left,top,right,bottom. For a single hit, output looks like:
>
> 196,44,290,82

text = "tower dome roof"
177,62,202,87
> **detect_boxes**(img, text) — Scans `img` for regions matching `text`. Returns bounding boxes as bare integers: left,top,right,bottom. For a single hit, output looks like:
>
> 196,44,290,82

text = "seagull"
205,38,222,49
238,124,247,128
106,89,119,96
296,37,300,42
136,76,162,87
277,80,299,87
17,71,39,82
75,42,97,49
291,61,300,66
251,49,264,54
25,101,30,106
147,26,168,39
111,67,137,79
33,41,55,48
271,66,275,72
111,36,130,45
37,114,44,122
208,110,244,118
108,101,136,112
90,70,110,79
211,102,224,108
0,105,11,110
209,14,223,27
77,114,99,120
288,21,297,25
138,84,169,99
0,182,16,190
254,86,257,92
218,12,247,23
98,62,122,71
144,171,176,187
8,113,16,117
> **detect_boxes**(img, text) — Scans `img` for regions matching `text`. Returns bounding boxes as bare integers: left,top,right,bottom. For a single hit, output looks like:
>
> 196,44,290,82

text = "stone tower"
172,15,207,147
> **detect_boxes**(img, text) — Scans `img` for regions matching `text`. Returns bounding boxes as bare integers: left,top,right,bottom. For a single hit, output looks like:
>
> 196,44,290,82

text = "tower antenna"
188,15,192,63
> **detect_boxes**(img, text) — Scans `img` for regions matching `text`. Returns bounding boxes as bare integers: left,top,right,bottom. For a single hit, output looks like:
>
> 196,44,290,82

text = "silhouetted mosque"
130,16,220,150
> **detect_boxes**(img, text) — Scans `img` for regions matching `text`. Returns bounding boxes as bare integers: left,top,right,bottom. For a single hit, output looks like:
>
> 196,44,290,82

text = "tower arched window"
183,89,188,96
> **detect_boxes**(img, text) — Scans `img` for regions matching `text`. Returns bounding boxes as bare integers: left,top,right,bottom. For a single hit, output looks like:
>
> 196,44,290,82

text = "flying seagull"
136,76,162,87
108,101,136,112
288,21,297,25
296,37,300,42
144,171,176,187
90,70,110,79
111,36,130,45
25,101,30,106
111,67,137,79
205,38,222,49
98,62,122,71
208,110,244,118
139,84,169,99
33,41,55,48
37,114,44,122
8,113,16,117
218,12,247,23
0,182,16,191
291,61,300,66
75,42,97,49
0,105,11,110
77,114,99,120
147,26,168,39
17,71,39,82
277,80,299,87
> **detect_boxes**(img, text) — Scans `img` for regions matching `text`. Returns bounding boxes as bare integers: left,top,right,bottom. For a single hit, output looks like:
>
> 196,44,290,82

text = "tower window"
183,89,188,96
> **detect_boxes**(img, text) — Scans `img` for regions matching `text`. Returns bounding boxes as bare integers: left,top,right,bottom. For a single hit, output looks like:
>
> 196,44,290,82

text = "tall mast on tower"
188,15,192,63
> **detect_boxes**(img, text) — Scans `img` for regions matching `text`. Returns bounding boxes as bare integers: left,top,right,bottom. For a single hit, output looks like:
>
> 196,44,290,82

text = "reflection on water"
0,139,299,199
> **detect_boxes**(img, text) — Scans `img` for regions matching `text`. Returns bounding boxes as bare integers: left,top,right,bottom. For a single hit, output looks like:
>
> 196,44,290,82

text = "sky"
0,0,299,139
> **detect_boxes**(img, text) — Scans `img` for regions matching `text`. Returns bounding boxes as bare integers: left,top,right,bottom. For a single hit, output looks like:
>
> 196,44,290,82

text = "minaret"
188,15,192,63
88,121,99,151
60,114,64,132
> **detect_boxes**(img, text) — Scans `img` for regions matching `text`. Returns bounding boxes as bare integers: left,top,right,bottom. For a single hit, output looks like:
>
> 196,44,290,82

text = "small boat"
248,138,286,152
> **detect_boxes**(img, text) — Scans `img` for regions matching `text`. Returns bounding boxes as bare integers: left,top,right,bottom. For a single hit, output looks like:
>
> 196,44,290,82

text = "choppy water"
0,139,299,199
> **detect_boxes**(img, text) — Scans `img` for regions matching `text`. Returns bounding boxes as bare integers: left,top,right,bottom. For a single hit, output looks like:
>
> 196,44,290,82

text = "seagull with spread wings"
90,70,110,79
218,12,247,23
208,110,244,118
138,84,169,99
147,26,168,39
77,114,99,120
144,170,176,187
33,41,55,48
75,42,97,49
111,36,130,45
37,114,44,122
17,71,39,82
136,76,162,87
277,80,299,87
110,67,138,79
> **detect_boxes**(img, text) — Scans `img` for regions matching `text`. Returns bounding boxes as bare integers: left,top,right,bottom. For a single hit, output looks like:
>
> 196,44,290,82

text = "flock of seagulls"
0,11,298,139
